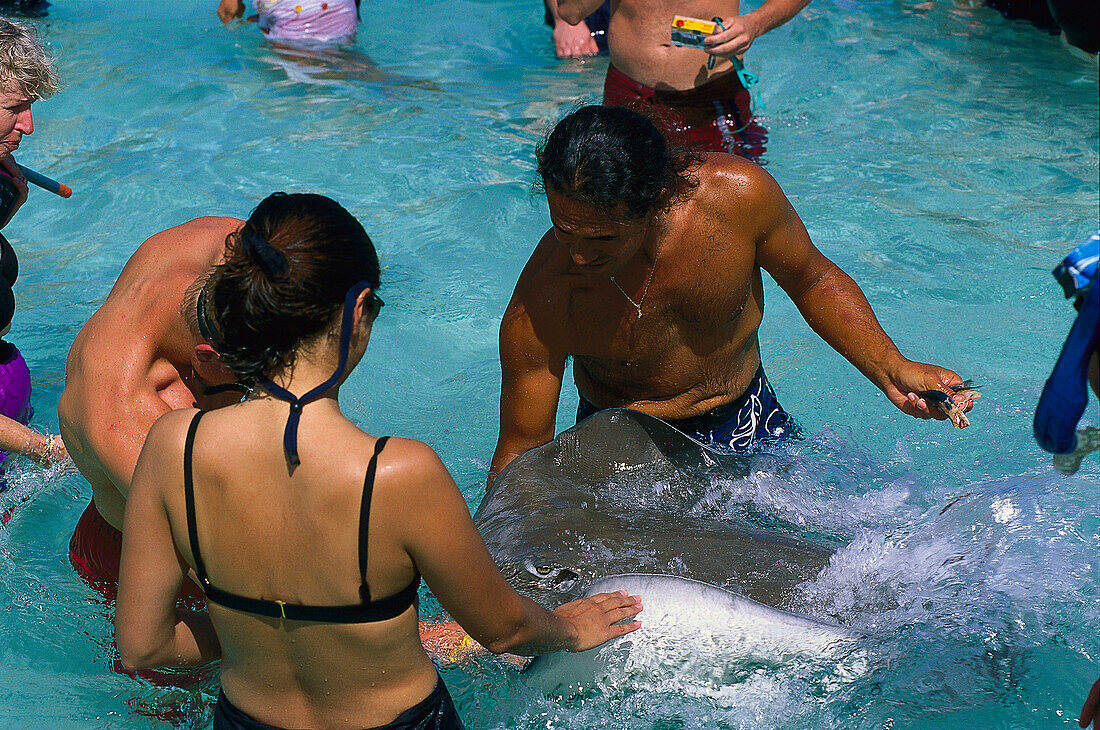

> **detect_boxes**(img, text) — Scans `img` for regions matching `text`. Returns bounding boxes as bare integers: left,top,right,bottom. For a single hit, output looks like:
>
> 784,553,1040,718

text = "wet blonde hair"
0,17,58,99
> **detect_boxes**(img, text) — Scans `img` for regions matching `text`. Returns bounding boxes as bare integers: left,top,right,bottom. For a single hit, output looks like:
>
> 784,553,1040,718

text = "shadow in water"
260,40,441,91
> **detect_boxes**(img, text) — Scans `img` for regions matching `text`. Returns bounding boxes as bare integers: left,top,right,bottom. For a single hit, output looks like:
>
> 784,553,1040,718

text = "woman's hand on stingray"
555,590,642,652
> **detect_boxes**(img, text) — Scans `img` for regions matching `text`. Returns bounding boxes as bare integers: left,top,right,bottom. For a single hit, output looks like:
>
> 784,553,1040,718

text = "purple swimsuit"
0,340,31,477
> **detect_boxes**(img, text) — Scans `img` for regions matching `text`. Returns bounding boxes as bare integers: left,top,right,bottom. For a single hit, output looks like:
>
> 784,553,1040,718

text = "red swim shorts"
68,500,205,606
603,63,767,161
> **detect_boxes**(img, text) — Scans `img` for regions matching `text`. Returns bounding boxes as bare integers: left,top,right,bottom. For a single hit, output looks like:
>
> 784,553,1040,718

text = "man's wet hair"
0,18,58,99
208,192,380,382
536,105,702,223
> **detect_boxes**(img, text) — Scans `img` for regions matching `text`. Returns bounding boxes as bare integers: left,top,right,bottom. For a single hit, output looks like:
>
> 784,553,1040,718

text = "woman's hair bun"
209,193,380,381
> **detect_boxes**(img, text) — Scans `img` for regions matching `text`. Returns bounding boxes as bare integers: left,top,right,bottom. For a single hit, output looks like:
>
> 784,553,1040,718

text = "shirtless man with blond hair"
59,217,243,600
557,0,810,158
489,106,970,483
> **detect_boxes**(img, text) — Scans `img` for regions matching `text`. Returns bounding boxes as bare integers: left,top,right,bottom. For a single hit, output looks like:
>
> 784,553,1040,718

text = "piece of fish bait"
917,380,981,428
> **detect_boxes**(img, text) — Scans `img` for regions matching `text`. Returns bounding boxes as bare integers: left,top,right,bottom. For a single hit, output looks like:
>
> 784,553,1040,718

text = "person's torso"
166,402,437,727
608,0,742,89
530,162,768,420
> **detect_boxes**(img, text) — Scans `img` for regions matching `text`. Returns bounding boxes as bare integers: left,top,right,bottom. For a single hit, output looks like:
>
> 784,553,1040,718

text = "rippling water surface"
0,0,1096,727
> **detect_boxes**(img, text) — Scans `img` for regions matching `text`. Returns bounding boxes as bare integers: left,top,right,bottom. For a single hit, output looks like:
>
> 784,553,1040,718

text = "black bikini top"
183,410,420,623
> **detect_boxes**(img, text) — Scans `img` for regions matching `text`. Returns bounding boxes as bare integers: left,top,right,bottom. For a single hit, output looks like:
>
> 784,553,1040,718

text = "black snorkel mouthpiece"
261,281,373,467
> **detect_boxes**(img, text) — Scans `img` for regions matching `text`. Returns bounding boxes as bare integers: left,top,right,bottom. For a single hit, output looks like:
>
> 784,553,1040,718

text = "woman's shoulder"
131,408,202,493
371,436,456,494
144,408,202,451
375,436,448,475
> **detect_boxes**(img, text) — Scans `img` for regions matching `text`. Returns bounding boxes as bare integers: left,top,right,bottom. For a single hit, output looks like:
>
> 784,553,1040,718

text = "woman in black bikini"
114,192,641,729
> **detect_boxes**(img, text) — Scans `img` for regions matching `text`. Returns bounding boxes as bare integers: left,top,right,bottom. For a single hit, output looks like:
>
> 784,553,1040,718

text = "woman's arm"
390,439,641,656
0,415,68,464
114,413,221,671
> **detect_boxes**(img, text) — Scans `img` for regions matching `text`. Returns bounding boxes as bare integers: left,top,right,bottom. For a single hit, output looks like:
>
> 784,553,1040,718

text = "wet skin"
490,153,967,484
557,0,811,90
58,217,242,530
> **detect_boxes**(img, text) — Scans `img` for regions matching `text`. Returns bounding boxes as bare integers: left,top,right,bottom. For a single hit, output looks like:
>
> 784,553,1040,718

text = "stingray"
474,408,835,609
524,574,862,694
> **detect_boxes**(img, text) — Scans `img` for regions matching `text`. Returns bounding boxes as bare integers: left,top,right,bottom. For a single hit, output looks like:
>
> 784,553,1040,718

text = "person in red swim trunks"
59,216,245,603
556,0,811,160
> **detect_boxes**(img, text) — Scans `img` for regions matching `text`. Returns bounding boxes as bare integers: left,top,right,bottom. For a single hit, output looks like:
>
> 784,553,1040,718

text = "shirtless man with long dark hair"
490,106,970,483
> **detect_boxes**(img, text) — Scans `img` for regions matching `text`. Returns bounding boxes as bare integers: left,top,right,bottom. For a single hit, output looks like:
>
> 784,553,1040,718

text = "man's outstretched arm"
488,300,565,488
750,171,964,419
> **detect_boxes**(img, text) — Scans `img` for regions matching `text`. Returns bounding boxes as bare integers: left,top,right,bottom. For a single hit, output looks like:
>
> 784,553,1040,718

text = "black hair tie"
241,231,289,278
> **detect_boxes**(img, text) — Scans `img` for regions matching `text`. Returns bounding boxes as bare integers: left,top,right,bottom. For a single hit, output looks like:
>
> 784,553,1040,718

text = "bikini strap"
183,410,210,588
357,436,390,603
260,281,372,467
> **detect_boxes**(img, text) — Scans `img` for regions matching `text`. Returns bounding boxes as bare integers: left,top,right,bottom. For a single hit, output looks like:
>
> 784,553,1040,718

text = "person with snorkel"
0,18,66,502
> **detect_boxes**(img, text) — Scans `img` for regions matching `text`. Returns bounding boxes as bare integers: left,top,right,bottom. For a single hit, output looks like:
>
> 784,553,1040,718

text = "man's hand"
703,14,764,59
0,156,28,230
880,360,969,420
554,19,599,58
553,590,642,652
217,0,245,23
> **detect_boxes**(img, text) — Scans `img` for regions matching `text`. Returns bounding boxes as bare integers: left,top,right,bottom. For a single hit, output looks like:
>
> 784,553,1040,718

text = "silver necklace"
609,238,662,319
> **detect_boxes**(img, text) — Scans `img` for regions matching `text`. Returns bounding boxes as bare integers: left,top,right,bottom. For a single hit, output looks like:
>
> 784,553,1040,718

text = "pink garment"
256,0,357,43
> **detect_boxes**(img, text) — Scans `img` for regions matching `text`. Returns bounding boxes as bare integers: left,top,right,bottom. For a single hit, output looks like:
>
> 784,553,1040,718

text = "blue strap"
707,18,762,118
707,18,723,71
261,281,372,467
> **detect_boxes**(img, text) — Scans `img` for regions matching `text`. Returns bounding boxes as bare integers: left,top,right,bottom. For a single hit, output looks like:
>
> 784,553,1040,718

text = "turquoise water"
0,0,1096,727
